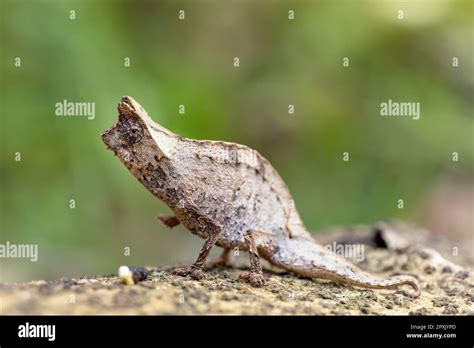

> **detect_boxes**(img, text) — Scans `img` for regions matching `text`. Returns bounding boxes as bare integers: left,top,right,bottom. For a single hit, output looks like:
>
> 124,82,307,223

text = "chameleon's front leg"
172,228,221,280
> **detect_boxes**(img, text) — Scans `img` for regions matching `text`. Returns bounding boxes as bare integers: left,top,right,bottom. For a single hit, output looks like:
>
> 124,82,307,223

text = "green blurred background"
1,0,472,282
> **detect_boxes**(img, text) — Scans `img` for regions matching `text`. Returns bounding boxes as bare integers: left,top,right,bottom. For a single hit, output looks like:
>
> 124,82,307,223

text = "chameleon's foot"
239,271,266,287
172,266,207,280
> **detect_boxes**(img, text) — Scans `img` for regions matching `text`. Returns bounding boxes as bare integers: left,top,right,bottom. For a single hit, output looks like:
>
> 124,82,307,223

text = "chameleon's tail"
258,234,421,298
310,267,421,298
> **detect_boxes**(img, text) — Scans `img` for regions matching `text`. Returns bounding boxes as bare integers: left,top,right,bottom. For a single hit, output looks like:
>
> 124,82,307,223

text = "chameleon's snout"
101,96,144,152
101,121,122,151
100,127,114,150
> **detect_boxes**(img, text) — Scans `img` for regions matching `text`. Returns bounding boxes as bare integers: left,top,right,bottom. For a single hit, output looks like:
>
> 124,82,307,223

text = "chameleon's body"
102,96,420,297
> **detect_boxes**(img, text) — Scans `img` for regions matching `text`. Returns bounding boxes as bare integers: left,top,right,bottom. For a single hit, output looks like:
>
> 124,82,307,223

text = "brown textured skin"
101,96,421,298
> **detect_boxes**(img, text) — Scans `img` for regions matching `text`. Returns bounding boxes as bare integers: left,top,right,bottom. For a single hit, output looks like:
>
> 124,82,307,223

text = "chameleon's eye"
121,118,144,145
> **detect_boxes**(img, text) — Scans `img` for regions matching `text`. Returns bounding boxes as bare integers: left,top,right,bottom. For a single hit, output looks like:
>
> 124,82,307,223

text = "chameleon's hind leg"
207,248,231,267
172,223,221,280
239,230,266,287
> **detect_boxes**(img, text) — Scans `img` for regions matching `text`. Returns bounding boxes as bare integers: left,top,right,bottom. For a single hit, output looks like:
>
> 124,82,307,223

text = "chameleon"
101,96,421,298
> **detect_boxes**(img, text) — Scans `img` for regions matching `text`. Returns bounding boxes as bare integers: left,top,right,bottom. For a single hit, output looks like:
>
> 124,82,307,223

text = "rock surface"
1,223,472,315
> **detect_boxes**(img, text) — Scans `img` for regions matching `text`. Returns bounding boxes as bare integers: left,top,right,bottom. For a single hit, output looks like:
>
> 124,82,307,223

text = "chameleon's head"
101,96,179,171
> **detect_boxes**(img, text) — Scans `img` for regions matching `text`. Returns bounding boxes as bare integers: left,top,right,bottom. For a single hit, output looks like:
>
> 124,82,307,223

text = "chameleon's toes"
172,266,207,280
239,272,266,287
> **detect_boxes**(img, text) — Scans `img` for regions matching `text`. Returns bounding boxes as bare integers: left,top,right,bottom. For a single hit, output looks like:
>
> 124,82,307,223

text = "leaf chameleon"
102,96,420,297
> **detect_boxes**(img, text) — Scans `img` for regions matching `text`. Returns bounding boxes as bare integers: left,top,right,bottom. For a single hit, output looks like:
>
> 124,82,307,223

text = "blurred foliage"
1,0,472,281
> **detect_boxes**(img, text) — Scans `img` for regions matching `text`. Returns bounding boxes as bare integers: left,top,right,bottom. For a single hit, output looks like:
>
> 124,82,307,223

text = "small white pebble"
118,265,134,285
118,265,130,277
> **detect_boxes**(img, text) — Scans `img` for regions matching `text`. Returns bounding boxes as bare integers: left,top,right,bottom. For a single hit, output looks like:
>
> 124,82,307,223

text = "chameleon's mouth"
101,124,134,163
101,125,118,151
